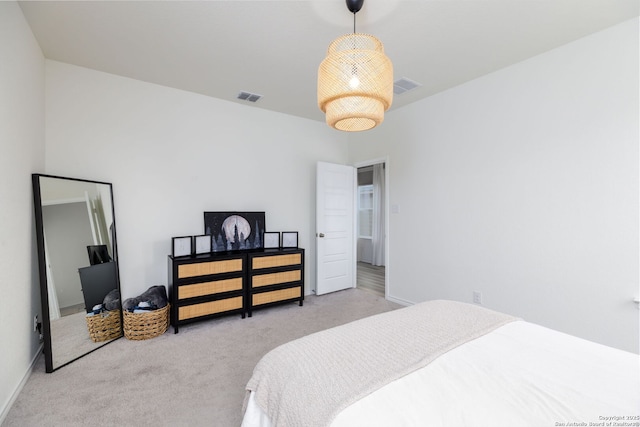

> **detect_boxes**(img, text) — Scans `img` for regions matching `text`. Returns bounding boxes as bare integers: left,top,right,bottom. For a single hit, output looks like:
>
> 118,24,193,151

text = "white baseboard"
386,294,413,307
0,344,43,425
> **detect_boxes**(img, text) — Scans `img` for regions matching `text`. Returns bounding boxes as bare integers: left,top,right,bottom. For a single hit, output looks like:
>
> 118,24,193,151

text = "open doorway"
356,162,386,297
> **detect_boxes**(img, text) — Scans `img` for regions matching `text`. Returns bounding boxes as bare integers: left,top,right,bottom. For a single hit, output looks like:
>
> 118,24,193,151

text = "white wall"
0,2,45,421
45,60,349,300
349,18,639,353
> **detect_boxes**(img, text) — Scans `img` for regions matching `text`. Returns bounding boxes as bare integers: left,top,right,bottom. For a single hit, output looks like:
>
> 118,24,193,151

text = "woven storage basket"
86,309,122,343
123,304,170,340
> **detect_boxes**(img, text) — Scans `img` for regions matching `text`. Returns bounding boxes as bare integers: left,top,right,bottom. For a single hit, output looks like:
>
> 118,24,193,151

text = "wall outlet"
473,291,482,305
33,315,39,332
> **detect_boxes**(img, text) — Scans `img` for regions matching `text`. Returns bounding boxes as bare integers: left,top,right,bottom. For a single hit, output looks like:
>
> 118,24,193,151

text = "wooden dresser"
247,248,304,317
168,253,245,333
168,248,304,332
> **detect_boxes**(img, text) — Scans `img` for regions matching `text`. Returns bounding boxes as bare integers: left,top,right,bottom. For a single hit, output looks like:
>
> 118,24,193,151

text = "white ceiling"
19,0,640,124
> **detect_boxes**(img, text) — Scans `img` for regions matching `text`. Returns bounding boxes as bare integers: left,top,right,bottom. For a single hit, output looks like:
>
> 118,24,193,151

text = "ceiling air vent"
393,77,421,95
237,91,262,102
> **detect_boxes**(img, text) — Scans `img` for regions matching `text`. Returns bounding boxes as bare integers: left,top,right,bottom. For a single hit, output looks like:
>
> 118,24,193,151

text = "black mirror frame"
32,173,123,373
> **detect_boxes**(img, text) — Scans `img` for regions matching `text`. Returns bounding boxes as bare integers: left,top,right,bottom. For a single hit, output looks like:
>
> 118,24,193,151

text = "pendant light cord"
347,0,364,33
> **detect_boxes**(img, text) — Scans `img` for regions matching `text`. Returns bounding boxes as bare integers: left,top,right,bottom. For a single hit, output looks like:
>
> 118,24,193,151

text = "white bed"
242,301,640,427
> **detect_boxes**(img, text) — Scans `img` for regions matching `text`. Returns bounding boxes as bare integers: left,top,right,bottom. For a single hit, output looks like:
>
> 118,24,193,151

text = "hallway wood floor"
357,261,385,297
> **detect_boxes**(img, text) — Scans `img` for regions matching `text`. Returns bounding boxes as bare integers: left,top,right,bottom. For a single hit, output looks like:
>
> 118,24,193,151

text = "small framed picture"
194,235,212,255
281,231,298,248
172,236,193,257
263,232,280,249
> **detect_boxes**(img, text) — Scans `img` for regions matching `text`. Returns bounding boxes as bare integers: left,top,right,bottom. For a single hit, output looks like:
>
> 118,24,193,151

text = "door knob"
318,233,325,238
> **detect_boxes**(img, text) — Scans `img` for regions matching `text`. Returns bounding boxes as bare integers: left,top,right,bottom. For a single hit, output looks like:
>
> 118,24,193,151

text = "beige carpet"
4,288,399,427
51,311,118,368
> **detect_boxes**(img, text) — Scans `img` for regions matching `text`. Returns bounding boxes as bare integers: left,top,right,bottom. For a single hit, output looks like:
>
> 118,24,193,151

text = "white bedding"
242,321,640,427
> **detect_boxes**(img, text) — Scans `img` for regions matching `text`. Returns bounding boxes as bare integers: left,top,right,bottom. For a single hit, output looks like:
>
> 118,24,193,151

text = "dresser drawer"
177,258,243,279
253,287,301,306
252,253,301,270
252,270,301,288
178,296,243,320
178,277,243,299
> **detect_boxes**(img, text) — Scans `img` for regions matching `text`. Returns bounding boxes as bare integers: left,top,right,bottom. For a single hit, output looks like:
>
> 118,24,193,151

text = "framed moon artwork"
204,212,266,252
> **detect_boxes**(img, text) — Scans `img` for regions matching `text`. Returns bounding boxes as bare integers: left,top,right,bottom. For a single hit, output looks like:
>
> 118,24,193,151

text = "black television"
87,244,111,265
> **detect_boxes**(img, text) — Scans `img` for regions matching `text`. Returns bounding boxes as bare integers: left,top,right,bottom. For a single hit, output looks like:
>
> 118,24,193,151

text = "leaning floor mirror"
32,174,122,373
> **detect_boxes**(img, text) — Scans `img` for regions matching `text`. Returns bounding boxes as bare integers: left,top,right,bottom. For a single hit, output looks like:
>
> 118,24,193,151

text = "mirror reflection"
33,174,122,372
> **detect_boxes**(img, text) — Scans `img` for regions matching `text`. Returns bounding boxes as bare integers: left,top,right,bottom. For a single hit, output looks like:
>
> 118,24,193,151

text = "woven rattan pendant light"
318,0,393,132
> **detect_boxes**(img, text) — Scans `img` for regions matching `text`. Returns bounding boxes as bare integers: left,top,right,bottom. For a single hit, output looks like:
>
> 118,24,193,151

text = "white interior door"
316,161,356,295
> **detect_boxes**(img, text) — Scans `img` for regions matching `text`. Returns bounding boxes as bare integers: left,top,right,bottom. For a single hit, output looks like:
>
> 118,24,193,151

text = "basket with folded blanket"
122,285,170,340
85,289,122,343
